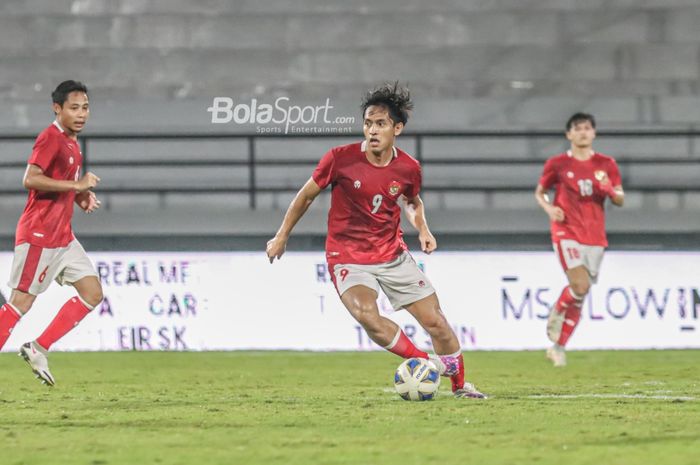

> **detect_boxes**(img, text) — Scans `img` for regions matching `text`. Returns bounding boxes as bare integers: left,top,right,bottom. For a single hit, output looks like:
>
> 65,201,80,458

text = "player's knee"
81,287,104,308
9,289,37,314
570,280,590,298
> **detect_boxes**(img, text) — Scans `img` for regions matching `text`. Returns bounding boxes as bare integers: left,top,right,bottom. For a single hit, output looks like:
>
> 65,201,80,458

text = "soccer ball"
394,358,441,401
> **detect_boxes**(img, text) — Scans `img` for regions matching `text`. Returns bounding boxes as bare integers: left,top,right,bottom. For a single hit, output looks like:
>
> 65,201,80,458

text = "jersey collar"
52,120,66,133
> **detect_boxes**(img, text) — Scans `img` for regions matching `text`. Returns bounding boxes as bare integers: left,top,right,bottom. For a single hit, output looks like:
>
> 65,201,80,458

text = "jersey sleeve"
405,164,422,198
312,148,336,190
608,158,622,187
28,131,58,172
539,158,558,189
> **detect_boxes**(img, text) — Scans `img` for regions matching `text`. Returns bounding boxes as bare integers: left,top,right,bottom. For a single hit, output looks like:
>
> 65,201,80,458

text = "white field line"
527,394,696,401
381,389,696,401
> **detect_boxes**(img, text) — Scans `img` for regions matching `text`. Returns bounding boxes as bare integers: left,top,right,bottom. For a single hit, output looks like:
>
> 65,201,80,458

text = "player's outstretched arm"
402,195,437,254
535,184,565,222
266,177,322,263
23,164,100,193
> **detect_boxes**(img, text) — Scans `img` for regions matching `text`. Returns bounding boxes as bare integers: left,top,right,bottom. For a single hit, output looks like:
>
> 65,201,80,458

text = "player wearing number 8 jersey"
0,81,104,386
267,82,485,399
535,113,624,366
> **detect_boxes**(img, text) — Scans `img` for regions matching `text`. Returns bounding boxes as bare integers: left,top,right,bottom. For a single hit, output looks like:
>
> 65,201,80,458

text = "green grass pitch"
0,350,697,465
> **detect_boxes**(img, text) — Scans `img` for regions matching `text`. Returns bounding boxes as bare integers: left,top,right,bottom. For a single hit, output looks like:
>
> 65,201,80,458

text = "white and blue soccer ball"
394,357,441,401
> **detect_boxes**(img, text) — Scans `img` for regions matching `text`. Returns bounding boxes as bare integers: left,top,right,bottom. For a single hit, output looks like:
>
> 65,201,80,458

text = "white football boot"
19,341,55,386
546,345,567,367
453,382,488,399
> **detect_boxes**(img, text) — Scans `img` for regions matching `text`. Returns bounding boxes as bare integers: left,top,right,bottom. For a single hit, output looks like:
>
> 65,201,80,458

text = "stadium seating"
0,0,699,243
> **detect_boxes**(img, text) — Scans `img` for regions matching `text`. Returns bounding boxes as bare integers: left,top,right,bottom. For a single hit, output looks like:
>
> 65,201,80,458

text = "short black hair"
566,112,596,131
361,81,413,126
52,80,88,107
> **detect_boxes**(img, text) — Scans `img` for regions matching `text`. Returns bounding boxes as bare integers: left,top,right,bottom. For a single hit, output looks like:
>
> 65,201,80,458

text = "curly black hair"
361,81,414,126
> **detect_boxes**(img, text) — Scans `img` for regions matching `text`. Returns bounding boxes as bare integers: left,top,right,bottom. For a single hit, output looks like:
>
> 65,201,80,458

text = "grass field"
0,350,698,465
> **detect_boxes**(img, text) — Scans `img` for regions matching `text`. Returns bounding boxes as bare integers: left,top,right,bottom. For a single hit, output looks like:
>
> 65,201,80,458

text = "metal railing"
1,130,698,209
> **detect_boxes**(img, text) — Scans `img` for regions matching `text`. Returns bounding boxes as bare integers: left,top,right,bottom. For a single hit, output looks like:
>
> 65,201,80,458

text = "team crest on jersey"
594,170,607,181
566,171,574,178
353,180,361,189
388,181,401,196
69,156,74,165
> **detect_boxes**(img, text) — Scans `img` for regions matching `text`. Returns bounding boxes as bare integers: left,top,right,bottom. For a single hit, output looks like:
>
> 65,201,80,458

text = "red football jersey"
15,122,83,248
539,151,622,247
313,141,422,265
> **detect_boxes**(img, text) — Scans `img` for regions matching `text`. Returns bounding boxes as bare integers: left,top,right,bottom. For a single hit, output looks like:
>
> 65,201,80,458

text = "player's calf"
548,286,584,344
35,296,92,351
384,328,428,359
557,307,582,346
0,303,22,350
546,306,565,343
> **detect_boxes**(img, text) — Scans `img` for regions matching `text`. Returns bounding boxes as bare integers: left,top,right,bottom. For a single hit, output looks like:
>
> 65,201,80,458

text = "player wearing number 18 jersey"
535,113,624,366
267,82,485,398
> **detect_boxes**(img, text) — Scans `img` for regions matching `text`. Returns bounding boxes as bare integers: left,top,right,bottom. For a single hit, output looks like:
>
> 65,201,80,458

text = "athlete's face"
54,91,89,136
363,105,403,156
566,120,596,149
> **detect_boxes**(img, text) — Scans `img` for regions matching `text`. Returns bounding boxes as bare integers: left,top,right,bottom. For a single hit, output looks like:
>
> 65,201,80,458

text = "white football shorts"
553,238,605,283
8,239,98,295
331,251,436,310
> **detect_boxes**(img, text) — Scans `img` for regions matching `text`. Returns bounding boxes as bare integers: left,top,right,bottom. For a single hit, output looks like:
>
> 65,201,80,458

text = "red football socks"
555,286,582,313
557,306,583,346
555,286,584,346
0,303,22,350
449,353,466,392
36,297,91,350
384,329,429,359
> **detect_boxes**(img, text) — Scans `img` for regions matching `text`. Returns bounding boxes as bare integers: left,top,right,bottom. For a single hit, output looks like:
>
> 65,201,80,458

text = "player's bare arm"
23,164,100,193
402,195,437,254
266,177,323,263
535,184,565,222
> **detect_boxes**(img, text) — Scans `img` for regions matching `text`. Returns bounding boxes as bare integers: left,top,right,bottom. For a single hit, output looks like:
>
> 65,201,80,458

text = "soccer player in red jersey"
0,80,103,385
267,83,486,398
535,113,624,366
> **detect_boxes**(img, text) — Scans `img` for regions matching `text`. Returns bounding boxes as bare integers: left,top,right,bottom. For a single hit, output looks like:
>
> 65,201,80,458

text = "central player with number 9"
266,82,486,400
